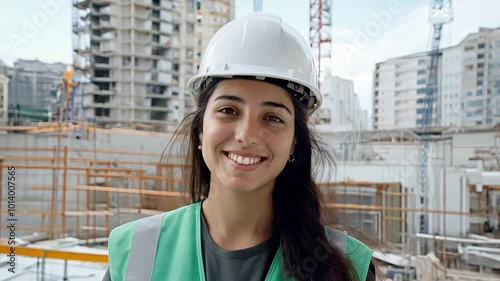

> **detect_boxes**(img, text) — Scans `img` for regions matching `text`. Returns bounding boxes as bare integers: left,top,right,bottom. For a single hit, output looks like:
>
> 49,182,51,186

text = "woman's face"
200,79,296,194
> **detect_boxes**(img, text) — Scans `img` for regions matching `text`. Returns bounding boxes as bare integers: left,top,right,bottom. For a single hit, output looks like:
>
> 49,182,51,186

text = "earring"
288,153,295,163
197,145,202,150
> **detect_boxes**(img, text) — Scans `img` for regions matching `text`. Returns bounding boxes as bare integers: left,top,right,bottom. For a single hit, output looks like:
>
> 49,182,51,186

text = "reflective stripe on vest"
124,212,347,280
126,213,164,281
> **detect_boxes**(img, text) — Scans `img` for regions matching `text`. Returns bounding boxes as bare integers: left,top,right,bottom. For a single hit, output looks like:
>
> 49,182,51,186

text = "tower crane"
309,0,332,87
419,0,453,234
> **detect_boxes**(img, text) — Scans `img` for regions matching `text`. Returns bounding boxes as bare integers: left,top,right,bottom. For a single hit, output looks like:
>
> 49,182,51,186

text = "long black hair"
164,78,360,280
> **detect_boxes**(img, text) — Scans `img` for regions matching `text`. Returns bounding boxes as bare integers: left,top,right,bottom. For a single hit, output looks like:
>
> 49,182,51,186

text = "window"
417,69,426,75
476,89,483,96
152,9,160,18
478,43,485,49
187,23,195,33
477,53,485,59
418,59,426,65
417,79,426,85
417,88,426,94
152,21,160,31
465,65,474,71
466,100,483,107
464,46,474,51
395,82,401,87
466,91,473,97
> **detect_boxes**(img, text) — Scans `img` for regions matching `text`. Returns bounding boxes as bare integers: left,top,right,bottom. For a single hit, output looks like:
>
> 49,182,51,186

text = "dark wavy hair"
164,78,360,280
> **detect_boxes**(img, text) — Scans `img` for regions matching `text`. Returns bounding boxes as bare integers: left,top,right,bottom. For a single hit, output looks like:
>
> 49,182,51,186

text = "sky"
1,0,500,113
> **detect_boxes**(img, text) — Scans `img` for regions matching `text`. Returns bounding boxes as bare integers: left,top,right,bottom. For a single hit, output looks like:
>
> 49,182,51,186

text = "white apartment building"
372,52,439,130
73,0,232,131
440,45,463,127
458,27,500,126
373,27,500,130
315,74,368,132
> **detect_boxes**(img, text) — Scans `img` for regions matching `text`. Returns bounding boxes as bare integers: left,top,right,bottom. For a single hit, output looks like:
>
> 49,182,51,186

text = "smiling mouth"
224,152,267,165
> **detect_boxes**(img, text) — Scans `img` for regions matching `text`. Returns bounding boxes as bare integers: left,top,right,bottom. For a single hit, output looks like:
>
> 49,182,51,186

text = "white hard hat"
187,12,321,113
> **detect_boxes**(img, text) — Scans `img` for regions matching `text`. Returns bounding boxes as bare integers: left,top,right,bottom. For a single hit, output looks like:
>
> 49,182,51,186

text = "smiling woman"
103,12,376,281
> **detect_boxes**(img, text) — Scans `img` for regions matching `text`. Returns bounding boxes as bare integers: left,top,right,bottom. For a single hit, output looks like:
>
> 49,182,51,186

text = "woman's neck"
201,186,274,251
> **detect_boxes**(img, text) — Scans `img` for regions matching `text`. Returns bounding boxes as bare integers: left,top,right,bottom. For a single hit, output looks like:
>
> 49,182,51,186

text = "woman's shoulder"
109,202,199,240
324,226,372,253
324,226,374,280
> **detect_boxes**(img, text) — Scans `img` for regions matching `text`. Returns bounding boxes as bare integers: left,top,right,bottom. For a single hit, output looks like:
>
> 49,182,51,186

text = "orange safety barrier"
0,244,108,263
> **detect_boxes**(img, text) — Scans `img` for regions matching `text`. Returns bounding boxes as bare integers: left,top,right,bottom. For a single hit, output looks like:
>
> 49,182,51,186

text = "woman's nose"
234,118,264,146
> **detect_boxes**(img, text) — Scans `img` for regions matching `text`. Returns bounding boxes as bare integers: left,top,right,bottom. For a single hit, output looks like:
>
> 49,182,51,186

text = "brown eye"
218,107,237,115
265,116,284,123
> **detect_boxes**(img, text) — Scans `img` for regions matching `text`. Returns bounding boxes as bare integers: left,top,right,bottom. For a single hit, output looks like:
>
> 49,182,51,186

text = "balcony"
73,0,90,10
99,42,115,53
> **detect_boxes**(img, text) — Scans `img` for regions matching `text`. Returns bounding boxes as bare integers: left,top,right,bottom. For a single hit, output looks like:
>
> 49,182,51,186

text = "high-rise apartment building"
315,74,368,132
373,28,500,129
73,0,233,131
372,27,500,130
440,44,462,127
7,60,66,109
457,27,500,126
372,52,439,130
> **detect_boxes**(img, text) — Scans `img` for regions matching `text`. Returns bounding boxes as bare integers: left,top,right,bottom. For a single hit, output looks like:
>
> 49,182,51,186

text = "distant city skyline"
1,0,499,113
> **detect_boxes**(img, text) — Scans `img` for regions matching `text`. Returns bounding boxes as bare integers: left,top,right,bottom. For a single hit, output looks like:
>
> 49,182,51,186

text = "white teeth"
228,153,261,165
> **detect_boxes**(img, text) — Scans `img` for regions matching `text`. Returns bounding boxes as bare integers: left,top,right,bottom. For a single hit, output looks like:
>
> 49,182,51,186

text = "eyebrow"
214,95,292,115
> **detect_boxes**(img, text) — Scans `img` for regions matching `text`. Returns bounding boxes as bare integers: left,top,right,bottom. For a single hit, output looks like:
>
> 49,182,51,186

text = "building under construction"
72,0,232,131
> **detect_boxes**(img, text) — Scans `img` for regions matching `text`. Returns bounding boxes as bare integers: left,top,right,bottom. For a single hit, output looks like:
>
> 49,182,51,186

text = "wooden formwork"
0,142,190,244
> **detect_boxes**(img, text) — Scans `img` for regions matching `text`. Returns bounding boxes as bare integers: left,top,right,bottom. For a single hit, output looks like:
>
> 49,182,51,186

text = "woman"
104,12,376,281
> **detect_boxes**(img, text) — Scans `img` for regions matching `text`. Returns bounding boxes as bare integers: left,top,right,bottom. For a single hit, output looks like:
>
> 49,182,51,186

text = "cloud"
328,0,500,115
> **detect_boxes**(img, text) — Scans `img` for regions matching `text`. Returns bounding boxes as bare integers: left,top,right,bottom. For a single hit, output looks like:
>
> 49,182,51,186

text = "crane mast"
419,0,453,234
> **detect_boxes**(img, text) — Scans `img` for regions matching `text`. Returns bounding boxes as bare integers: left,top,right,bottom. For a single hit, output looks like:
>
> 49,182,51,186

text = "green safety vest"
107,202,373,281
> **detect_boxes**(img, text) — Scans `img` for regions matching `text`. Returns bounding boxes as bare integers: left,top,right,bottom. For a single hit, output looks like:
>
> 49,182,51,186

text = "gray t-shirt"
201,214,277,281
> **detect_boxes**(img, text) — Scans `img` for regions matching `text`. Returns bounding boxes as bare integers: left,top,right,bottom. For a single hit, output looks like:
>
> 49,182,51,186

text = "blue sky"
1,0,500,112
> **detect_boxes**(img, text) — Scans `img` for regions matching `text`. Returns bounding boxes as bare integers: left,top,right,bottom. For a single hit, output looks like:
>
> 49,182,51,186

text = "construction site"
1,0,500,281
